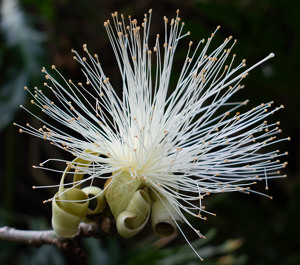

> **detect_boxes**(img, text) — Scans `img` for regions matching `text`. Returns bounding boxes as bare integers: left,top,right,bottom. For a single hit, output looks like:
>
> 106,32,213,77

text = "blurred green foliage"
0,0,45,130
0,0,299,264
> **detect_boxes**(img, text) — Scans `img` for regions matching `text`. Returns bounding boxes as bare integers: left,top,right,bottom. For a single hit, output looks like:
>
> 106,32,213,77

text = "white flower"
16,9,289,260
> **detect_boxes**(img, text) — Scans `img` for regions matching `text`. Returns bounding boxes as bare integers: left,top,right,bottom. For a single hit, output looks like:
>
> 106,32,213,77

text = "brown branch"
0,217,116,262
0,226,60,246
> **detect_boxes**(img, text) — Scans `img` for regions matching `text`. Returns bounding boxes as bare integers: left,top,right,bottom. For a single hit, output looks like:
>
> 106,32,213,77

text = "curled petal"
52,189,88,238
52,152,96,237
72,150,99,188
116,189,151,238
106,171,142,218
151,196,181,237
59,187,89,216
82,186,106,215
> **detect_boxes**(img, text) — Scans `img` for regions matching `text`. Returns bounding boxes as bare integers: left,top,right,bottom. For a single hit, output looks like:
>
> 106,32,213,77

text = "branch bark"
0,217,116,262
0,226,60,247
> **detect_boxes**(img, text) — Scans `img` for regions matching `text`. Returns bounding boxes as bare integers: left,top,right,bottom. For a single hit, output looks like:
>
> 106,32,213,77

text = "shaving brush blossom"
15,9,289,260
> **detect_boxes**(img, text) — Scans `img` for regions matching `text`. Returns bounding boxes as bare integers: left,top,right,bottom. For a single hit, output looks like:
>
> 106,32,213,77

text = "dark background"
0,0,299,264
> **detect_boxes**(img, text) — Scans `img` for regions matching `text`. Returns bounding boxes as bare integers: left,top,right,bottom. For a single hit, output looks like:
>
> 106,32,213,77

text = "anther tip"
269,53,275,58
43,199,52,204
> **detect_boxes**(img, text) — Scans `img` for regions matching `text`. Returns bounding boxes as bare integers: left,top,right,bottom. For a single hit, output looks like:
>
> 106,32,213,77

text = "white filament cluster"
16,9,288,259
